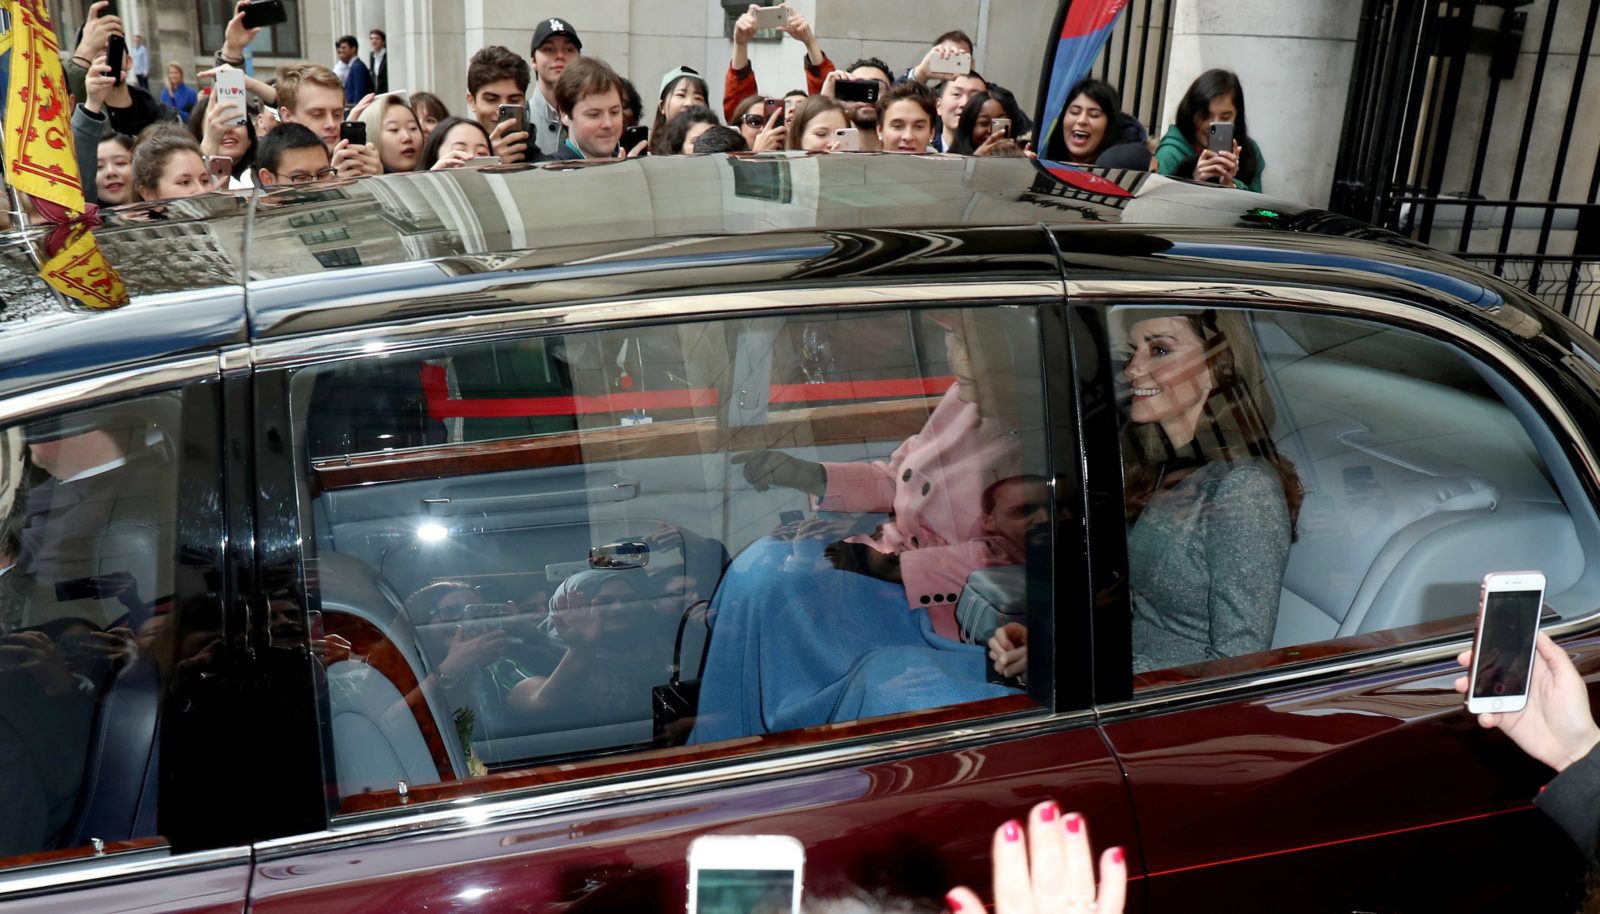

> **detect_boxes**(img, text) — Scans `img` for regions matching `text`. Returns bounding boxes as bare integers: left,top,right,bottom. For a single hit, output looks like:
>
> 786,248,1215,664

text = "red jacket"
723,53,835,122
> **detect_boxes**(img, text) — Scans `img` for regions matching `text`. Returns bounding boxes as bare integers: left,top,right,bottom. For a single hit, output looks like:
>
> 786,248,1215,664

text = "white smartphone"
832,127,859,151
686,835,804,914
991,117,1011,138
214,67,247,126
944,51,973,76
751,5,789,29
1466,570,1547,715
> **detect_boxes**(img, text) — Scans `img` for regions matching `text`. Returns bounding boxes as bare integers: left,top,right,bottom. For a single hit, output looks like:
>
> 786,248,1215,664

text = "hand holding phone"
833,79,879,105
240,0,289,29
106,33,127,86
340,120,367,147
1466,571,1547,715
621,124,649,151
991,117,1011,138
214,68,247,125
750,5,790,30
497,104,524,132
1207,120,1235,155
687,835,804,914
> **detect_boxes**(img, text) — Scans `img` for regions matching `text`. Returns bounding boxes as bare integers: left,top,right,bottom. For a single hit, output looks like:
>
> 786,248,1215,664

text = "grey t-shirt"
1129,458,1291,672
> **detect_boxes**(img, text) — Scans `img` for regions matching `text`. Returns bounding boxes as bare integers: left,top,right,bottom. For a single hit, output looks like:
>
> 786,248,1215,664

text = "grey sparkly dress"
1128,457,1291,672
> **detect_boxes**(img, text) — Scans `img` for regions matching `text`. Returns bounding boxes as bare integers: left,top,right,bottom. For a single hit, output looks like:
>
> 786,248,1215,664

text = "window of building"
197,0,300,58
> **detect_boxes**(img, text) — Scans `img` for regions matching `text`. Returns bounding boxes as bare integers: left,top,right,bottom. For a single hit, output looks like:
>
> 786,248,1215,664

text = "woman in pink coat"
689,313,1041,743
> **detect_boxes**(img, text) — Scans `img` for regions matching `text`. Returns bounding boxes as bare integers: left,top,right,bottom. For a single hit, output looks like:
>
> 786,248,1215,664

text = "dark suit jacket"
1536,744,1600,866
370,51,388,94
344,58,374,105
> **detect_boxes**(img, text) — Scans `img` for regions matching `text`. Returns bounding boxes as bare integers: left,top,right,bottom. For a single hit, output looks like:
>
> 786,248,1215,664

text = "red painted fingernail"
1002,819,1022,842
1111,846,1125,864
944,892,968,912
1065,812,1083,834
1040,801,1059,822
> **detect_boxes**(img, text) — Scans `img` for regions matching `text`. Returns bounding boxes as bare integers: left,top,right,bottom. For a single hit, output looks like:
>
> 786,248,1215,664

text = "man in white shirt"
131,34,150,89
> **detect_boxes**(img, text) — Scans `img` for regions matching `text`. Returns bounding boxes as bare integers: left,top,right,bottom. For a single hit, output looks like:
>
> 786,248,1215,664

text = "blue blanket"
688,536,1017,744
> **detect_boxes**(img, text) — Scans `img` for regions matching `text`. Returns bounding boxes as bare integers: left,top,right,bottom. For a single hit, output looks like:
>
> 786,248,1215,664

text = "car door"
0,361,260,914
240,279,1146,912
1073,282,1599,912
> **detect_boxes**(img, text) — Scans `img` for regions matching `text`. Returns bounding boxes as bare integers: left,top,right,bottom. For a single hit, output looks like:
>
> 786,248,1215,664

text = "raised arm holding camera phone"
1453,583,1600,865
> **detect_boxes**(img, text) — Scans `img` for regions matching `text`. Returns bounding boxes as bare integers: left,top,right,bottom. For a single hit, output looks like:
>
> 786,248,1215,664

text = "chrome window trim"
1069,279,1600,715
249,281,1066,369
0,354,217,427
0,846,250,898
253,705,1092,860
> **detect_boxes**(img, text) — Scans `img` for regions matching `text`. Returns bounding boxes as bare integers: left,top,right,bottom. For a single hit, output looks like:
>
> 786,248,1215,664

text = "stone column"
1160,0,1360,206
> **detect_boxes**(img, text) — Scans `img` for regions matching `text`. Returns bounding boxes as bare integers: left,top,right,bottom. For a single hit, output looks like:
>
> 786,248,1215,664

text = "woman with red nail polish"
943,801,1125,914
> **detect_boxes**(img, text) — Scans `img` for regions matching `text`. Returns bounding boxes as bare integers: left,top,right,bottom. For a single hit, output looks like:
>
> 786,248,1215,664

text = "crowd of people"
60,0,1267,211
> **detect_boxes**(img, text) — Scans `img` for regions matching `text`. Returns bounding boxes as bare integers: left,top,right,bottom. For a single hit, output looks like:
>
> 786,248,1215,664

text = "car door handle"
423,481,640,516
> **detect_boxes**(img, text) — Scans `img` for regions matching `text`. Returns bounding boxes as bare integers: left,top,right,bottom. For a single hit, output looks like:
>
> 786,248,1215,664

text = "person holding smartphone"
1456,633,1600,866
722,4,837,125
1154,69,1265,192
275,64,381,177
465,46,535,164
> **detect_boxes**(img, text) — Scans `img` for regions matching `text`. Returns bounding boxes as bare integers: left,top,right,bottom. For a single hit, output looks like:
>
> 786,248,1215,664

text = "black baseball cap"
531,17,582,55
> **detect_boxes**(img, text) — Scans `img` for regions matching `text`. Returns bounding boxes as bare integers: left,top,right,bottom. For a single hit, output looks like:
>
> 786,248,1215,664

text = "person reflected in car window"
690,312,1038,743
1118,309,1301,671
505,569,668,730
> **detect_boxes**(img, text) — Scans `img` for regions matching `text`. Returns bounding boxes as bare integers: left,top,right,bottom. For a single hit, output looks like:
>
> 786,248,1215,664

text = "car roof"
0,153,1570,400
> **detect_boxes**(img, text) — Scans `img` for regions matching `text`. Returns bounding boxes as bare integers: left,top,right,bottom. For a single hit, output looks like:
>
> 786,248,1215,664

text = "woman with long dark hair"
949,88,1028,156
1155,69,1265,192
1044,78,1121,165
1117,308,1300,670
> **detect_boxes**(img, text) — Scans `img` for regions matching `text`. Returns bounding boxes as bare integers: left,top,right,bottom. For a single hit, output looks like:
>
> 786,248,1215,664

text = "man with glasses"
256,124,337,187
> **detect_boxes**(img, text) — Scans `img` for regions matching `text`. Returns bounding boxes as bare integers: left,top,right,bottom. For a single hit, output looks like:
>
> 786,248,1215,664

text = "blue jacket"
343,58,373,106
161,82,198,122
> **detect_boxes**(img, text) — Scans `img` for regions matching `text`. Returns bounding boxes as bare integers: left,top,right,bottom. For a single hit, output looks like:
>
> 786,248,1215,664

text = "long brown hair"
1121,309,1303,538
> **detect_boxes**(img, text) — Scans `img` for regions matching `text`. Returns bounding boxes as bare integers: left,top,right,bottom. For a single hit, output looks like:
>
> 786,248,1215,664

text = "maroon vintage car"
2,15,1598,914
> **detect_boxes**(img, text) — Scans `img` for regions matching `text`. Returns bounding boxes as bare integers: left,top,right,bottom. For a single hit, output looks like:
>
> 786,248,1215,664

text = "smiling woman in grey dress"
1118,309,1302,672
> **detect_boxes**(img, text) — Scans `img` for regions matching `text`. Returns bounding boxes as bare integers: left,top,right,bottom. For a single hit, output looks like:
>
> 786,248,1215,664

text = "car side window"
0,392,193,863
1106,305,1600,688
288,305,1055,807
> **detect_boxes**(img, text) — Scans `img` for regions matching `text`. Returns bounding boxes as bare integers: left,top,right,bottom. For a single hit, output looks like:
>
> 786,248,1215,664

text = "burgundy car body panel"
1105,643,1599,912
0,860,248,914
248,726,1136,913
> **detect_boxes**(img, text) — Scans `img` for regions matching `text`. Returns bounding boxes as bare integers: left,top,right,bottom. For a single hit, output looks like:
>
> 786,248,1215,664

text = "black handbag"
652,599,712,744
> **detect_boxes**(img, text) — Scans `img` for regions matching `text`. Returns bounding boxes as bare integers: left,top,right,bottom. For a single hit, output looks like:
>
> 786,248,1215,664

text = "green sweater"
1154,124,1265,193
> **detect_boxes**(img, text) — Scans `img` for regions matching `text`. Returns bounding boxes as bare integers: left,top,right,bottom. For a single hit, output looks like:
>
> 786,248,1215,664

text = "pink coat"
814,388,1025,640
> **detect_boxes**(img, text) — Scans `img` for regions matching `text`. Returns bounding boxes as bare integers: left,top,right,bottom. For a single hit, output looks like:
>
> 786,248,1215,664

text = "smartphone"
215,67,247,125
832,127,860,151
944,51,973,76
106,33,127,86
1466,570,1547,715
1207,120,1235,155
206,155,233,183
778,510,805,526
763,97,784,127
686,835,804,914
833,79,879,104
991,117,1011,138
462,156,502,168
97,0,117,18
497,104,524,132
339,120,367,146
751,5,790,29
240,0,289,29
621,124,649,150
